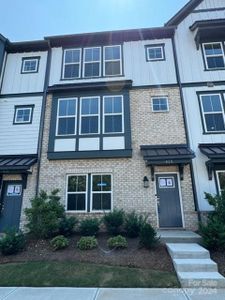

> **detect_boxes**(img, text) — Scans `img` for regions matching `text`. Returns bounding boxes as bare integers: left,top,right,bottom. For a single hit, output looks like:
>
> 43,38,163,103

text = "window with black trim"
199,93,225,133
146,44,165,61
63,49,81,79
104,45,122,76
13,105,34,124
151,97,169,112
56,98,77,135
83,47,101,78
67,175,87,212
21,57,39,73
80,97,100,134
216,171,225,194
91,174,112,211
103,96,124,133
202,43,225,70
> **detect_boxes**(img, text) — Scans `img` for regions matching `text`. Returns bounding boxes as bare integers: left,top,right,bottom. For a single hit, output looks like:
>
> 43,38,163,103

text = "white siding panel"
79,138,100,151
1,51,47,94
197,0,225,10
103,136,125,150
54,139,76,152
0,96,42,155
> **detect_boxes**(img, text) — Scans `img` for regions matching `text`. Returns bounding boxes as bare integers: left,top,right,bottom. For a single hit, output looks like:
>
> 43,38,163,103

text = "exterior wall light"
143,176,149,188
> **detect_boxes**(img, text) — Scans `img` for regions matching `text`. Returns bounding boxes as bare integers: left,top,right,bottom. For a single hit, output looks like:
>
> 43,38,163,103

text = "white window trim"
199,93,225,133
62,48,82,79
90,173,113,213
151,96,169,112
202,42,225,70
22,58,39,73
216,170,225,194
82,47,101,78
103,45,122,77
14,107,32,124
66,174,88,213
147,46,164,61
103,95,124,134
79,96,100,135
56,98,77,136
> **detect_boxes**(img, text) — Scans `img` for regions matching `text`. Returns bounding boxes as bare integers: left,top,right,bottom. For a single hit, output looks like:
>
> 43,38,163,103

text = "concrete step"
158,230,202,244
173,258,218,272
178,271,225,288
167,243,210,259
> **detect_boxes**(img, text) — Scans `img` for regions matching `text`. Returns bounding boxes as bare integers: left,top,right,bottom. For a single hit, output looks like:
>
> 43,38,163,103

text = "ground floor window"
216,171,225,194
67,173,112,212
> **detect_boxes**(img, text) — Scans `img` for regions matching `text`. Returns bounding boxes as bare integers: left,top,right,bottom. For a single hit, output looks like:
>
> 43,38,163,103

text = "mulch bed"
211,250,225,277
0,234,174,273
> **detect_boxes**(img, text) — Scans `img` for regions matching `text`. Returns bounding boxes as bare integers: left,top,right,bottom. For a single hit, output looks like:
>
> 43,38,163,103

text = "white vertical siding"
0,96,42,155
197,0,225,10
1,51,47,94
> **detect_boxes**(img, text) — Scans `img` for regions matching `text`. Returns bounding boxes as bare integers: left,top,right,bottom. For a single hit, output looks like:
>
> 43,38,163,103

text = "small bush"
50,235,69,251
124,211,147,238
79,218,100,236
0,229,26,255
103,209,125,235
58,216,78,236
77,236,98,250
107,235,128,249
139,223,159,249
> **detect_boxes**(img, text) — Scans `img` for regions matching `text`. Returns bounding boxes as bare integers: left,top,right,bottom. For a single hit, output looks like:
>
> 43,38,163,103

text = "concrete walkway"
0,288,225,300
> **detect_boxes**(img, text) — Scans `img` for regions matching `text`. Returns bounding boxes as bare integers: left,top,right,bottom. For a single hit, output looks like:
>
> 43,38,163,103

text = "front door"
156,174,183,228
0,181,23,232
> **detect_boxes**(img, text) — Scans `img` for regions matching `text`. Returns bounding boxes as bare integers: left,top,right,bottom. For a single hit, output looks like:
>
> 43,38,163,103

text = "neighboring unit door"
156,174,183,228
0,181,23,232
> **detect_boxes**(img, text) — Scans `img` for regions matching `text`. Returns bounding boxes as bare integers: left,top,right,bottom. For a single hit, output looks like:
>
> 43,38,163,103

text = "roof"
6,40,49,53
140,144,195,165
199,144,225,159
0,155,37,173
165,0,203,26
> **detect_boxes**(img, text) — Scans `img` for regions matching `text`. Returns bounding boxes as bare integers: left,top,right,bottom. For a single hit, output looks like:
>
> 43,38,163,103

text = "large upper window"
56,98,77,135
199,94,225,133
202,43,225,70
63,49,81,79
103,96,124,133
21,57,39,73
80,97,100,134
83,47,101,78
67,175,87,212
103,45,122,76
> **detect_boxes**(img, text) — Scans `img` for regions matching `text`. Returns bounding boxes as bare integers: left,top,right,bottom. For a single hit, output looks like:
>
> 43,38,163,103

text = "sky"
0,0,189,42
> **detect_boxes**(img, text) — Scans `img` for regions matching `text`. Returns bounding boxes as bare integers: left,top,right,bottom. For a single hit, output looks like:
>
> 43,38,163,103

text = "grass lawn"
0,261,179,288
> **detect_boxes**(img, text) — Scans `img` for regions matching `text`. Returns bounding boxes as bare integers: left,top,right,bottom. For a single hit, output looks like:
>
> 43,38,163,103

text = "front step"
178,271,225,288
158,230,202,244
173,258,218,272
167,243,210,259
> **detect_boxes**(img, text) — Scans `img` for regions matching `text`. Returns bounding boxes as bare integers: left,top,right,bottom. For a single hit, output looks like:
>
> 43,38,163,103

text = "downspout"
35,41,52,196
171,34,201,222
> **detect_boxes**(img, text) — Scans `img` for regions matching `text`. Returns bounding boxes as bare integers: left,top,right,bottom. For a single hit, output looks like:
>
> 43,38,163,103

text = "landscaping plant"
124,211,147,238
25,189,65,239
79,218,100,236
58,216,78,236
0,229,26,255
199,192,225,250
103,209,125,235
50,235,69,251
139,223,159,249
77,236,98,250
107,235,128,249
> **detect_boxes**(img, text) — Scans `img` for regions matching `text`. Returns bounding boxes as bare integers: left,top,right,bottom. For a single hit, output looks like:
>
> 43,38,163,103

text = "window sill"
204,68,225,72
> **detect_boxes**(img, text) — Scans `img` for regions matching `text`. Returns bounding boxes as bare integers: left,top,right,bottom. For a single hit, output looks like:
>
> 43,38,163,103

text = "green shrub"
25,189,65,239
58,216,78,236
107,235,128,249
0,229,26,255
79,218,100,236
103,209,125,235
199,192,225,250
139,223,159,249
77,236,98,250
50,235,69,251
124,211,147,238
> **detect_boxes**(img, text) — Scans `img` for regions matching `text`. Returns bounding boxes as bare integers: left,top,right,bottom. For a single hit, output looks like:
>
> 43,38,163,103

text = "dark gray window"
14,106,34,124
83,47,101,77
57,98,77,135
203,43,225,69
104,45,122,76
152,97,169,112
103,96,124,133
67,175,87,211
80,97,100,134
200,94,225,132
22,58,39,73
63,49,81,79
146,45,164,61
91,174,112,211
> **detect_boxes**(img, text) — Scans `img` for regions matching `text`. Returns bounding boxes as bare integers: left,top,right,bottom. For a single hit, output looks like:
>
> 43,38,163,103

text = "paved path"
0,288,224,300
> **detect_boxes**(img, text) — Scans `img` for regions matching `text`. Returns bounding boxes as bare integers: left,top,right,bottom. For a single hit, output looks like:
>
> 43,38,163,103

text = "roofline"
165,0,203,27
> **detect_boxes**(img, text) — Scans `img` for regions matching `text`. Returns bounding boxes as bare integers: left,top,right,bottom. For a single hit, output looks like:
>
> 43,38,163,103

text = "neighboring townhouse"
0,39,49,230
36,27,198,231
166,0,225,217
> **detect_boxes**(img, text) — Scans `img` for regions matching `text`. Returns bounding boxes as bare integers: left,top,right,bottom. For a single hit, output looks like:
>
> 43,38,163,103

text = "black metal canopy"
199,144,225,180
140,144,195,181
0,155,37,173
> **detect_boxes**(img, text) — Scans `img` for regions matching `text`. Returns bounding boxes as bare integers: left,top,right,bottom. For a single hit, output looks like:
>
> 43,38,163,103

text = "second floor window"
21,57,39,73
57,98,77,135
202,43,225,70
103,96,124,133
199,94,225,133
146,45,165,61
80,97,100,134
14,105,34,124
151,97,169,112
